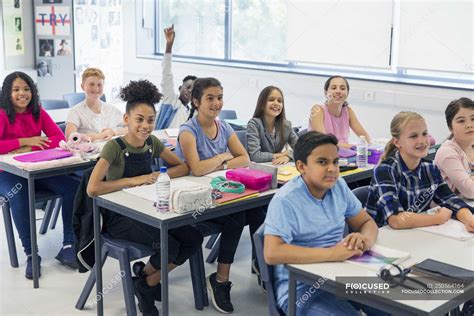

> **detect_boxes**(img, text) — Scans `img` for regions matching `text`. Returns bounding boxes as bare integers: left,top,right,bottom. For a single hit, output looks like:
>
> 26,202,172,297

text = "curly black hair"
1,71,41,123
120,79,163,113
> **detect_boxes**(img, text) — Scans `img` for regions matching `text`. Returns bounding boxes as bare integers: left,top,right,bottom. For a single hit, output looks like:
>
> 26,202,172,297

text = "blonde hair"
81,67,105,83
381,111,425,161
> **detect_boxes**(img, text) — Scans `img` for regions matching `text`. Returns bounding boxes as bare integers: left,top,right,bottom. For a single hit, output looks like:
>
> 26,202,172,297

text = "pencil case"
226,168,272,192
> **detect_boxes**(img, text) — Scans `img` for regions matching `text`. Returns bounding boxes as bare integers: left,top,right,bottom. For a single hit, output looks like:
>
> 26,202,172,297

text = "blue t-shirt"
264,176,362,308
175,116,235,161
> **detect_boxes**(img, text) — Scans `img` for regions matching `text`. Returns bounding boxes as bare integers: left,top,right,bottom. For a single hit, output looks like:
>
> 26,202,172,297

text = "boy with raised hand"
264,131,381,315
66,68,127,141
156,24,197,130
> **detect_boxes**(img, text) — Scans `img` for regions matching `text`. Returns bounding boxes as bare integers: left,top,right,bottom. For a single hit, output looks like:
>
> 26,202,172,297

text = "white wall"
122,1,473,143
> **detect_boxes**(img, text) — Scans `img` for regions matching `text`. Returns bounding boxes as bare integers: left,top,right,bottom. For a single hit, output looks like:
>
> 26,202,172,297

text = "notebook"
338,148,357,158
13,148,73,163
214,188,259,205
348,244,410,271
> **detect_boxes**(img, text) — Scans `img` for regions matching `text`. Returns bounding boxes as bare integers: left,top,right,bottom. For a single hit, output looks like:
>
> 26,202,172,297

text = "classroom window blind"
397,0,473,74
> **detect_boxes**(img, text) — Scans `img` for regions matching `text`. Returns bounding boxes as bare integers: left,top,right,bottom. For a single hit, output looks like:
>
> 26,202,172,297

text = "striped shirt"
366,151,472,227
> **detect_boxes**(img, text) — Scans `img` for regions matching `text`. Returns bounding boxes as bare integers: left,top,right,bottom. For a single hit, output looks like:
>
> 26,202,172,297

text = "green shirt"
100,135,165,181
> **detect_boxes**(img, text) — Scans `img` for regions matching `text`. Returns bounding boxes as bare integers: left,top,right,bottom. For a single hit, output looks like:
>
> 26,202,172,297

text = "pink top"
308,103,350,143
0,108,65,154
434,138,474,199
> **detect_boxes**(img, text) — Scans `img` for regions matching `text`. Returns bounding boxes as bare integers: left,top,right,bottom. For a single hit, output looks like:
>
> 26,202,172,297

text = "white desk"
287,227,474,315
92,176,276,316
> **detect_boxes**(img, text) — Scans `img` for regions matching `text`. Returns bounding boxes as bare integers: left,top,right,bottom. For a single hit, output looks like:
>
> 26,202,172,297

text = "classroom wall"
123,1,473,143
0,0,36,82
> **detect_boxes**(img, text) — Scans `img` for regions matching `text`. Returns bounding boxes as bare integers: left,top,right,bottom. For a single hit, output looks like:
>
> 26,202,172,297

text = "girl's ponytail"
381,139,397,162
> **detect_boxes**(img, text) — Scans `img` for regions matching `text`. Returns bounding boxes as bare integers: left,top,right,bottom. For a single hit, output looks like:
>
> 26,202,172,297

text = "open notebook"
348,244,410,272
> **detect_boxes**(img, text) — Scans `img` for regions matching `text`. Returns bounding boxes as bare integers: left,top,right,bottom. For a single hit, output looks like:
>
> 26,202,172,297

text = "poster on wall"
2,0,25,56
35,5,71,36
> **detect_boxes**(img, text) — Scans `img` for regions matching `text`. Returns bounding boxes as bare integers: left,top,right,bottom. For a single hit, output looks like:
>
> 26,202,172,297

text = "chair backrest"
253,224,285,316
41,99,69,110
57,122,66,134
352,185,370,207
235,130,247,151
297,128,308,137
219,110,237,120
63,92,106,108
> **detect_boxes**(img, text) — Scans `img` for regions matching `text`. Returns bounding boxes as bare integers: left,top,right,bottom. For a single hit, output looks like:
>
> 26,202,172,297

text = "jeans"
195,212,246,264
104,212,203,270
0,172,79,255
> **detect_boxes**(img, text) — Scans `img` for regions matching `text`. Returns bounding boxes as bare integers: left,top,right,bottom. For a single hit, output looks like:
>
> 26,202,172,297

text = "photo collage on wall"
35,0,72,78
74,0,123,100
2,0,25,56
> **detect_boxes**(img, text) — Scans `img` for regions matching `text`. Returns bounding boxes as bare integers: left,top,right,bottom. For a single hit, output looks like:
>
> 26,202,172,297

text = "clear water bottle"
356,136,368,168
156,166,170,213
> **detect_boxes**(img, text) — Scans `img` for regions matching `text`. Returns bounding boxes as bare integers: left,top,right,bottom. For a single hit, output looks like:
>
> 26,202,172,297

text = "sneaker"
133,276,159,316
133,261,161,302
25,255,41,280
55,245,78,269
206,272,234,314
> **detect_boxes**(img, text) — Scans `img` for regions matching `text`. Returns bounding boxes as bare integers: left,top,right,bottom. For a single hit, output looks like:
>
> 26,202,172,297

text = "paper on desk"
165,128,179,137
123,178,206,202
204,170,228,178
348,244,410,272
416,219,474,241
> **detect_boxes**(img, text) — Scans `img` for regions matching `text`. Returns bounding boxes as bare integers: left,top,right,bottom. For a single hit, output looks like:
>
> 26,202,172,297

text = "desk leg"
288,271,297,316
93,200,103,316
161,223,169,316
28,177,39,288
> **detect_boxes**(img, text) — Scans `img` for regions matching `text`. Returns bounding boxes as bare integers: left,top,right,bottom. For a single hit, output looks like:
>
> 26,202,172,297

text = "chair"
219,110,237,120
40,99,69,110
2,190,62,268
75,234,209,315
253,224,285,316
235,130,247,151
297,128,308,137
352,185,370,207
57,122,66,134
63,92,106,108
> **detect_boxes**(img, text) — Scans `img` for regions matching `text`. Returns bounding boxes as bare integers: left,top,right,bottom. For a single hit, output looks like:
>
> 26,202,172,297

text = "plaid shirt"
366,151,472,227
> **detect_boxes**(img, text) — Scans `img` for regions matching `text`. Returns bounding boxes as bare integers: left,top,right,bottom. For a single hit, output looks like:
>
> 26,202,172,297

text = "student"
247,86,298,164
264,131,380,315
175,77,249,314
87,79,201,316
0,71,79,278
366,111,474,231
308,76,371,148
434,98,474,200
66,68,127,141
155,24,197,130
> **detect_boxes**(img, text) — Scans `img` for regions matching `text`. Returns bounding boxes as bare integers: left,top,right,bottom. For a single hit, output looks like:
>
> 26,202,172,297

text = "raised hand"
164,24,175,46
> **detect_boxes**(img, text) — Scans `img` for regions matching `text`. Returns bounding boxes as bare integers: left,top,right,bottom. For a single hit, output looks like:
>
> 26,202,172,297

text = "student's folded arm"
437,154,474,199
226,132,250,168
0,116,21,154
113,126,128,137
65,122,78,138
40,110,66,149
246,120,273,162
346,209,378,248
309,104,325,133
264,235,342,265
348,107,372,143
387,212,447,229
159,147,189,178
86,158,133,197
179,131,223,176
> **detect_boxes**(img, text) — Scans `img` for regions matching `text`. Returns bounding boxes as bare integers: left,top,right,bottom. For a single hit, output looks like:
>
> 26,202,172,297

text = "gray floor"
0,209,268,315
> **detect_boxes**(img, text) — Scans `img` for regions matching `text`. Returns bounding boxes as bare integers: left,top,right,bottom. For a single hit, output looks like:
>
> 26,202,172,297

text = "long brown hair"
381,111,425,161
252,86,287,149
